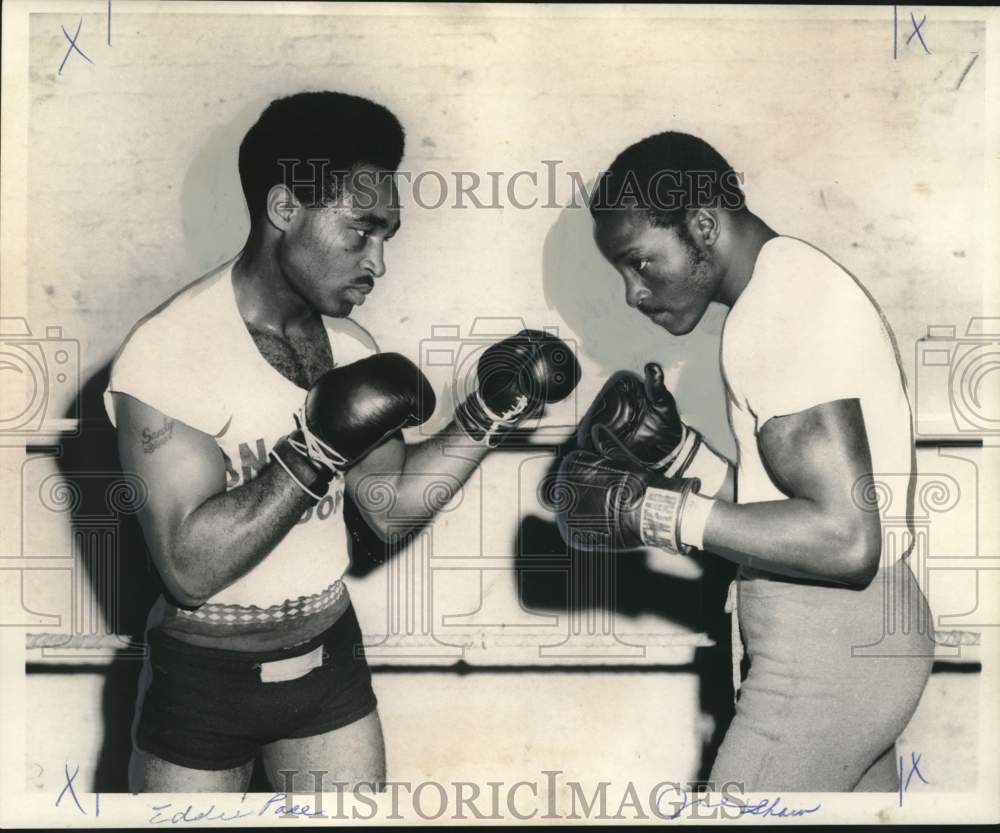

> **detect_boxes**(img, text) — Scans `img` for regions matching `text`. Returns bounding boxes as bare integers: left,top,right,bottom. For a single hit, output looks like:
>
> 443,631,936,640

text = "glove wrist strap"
679,493,714,550
640,484,693,555
270,435,334,504
639,480,712,555
685,444,729,497
656,427,729,498
289,409,350,472
658,425,698,475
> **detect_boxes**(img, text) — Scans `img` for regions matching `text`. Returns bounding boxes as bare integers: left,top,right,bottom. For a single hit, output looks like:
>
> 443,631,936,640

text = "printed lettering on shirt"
223,436,342,525
239,438,269,482
297,488,343,525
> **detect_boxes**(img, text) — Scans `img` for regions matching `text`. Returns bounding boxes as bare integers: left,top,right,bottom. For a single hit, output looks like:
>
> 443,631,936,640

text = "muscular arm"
114,393,317,606
702,398,882,587
345,421,490,540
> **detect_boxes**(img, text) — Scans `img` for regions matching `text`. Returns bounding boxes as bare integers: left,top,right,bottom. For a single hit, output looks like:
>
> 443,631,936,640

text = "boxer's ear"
266,184,298,231
688,208,720,248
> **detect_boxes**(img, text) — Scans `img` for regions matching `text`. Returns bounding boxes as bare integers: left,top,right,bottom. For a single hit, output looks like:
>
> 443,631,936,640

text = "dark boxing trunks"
135,603,377,771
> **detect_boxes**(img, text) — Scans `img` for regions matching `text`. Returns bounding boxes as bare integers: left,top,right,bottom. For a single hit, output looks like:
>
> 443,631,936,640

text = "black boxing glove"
270,353,436,500
551,443,707,556
455,329,581,447
577,362,729,496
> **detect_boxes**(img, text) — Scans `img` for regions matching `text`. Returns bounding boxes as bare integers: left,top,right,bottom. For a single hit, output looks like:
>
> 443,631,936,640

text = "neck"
232,223,316,336
714,212,778,307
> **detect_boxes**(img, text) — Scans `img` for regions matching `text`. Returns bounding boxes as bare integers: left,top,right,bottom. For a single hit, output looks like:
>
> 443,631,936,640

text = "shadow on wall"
35,95,276,785
178,95,274,276
513,441,737,779
533,202,742,772
540,198,736,460
47,366,163,791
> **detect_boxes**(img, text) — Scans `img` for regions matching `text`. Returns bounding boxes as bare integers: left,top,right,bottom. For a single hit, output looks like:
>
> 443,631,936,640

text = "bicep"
757,398,874,511
114,392,226,560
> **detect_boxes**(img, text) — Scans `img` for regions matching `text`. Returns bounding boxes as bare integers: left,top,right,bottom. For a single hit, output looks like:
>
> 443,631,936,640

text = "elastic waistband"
147,602,360,669
152,580,351,653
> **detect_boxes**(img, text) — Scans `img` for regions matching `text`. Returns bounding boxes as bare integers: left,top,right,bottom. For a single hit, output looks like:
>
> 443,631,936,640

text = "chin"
318,297,354,318
644,312,687,336
648,308,704,336
664,320,698,336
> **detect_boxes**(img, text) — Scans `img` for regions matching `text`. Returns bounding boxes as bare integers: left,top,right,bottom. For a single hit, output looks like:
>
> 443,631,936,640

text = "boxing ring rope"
20,420,986,666
24,628,980,652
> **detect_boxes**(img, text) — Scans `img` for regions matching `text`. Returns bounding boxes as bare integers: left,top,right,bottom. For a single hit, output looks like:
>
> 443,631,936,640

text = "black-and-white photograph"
1,1,997,826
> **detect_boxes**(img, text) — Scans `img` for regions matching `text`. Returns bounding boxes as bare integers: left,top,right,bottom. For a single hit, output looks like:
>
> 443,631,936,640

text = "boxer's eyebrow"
614,246,639,263
352,212,401,236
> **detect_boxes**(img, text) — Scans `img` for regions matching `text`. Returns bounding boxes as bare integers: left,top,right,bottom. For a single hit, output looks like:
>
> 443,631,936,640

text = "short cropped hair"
238,91,405,220
590,132,745,228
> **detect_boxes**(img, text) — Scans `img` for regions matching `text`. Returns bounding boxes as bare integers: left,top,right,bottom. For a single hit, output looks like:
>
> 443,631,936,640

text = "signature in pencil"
655,784,821,820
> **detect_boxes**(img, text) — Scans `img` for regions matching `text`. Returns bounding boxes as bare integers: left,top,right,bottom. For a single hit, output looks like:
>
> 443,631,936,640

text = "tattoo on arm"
141,418,176,454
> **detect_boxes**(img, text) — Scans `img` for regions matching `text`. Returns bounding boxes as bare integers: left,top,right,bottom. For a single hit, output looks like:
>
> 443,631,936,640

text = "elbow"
838,515,882,589
162,552,213,609
167,575,211,609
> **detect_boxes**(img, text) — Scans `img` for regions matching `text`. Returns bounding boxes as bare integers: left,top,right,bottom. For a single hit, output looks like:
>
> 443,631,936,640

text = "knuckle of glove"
576,370,643,451
554,450,647,550
479,330,580,414
578,369,683,466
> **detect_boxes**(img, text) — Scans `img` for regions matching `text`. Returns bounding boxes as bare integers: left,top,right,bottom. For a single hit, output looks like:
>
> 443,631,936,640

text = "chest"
248,323,334,389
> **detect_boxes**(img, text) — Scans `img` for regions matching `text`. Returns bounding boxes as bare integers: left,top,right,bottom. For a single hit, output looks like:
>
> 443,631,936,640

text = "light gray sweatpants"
710,558,935,792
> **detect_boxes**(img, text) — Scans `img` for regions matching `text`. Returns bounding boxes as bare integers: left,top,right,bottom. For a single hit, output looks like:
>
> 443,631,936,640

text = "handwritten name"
655,785,821,820
149,803,254,824
148,794,324,824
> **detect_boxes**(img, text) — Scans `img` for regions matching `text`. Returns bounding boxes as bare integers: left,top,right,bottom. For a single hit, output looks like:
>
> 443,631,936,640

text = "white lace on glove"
287,409,350,473
461,390,531,448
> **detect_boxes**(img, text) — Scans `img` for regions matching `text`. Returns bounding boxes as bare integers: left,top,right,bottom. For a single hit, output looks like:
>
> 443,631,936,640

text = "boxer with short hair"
107,91,579,793
556,131,934,791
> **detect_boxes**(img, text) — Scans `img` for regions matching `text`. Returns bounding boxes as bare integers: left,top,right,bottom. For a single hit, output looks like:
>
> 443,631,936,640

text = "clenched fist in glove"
577,362,729,495
553,427,715,556
455,329,581,447
270,353,436,500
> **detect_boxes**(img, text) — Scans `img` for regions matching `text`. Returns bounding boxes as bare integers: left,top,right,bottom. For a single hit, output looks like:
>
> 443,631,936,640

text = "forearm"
701,496,874,585
350,328,579,539
352,421,490,537
167,458,316,605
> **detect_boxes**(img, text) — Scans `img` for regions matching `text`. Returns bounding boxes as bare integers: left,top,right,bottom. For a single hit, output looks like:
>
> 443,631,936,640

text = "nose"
362,240,386,279
624,275,650,310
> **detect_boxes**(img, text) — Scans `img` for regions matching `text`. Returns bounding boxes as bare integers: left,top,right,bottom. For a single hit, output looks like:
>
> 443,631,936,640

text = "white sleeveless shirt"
104,259,378,647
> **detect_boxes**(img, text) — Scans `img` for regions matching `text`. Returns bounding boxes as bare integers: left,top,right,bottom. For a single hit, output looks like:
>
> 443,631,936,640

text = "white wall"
8,3,994,797
24,6,989,422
